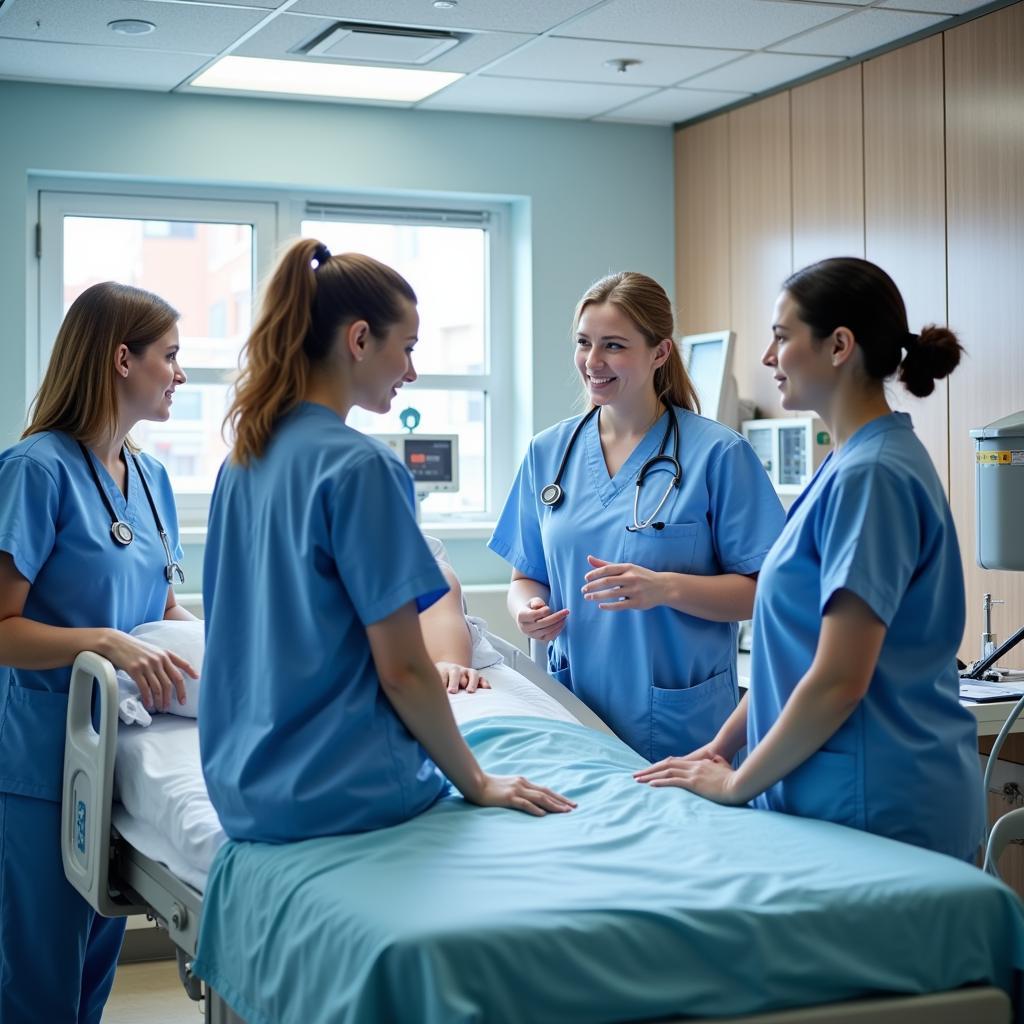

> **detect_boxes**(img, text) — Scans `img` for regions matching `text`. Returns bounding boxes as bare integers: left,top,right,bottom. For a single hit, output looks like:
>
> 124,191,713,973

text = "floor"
103,960,200,1024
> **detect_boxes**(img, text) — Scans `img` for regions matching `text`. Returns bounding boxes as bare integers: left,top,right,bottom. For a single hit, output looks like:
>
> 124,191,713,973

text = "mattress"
112,662,582,891
193,716,1024,1024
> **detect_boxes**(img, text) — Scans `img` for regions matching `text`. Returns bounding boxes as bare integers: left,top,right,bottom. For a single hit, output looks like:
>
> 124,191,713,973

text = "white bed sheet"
112,662,583,892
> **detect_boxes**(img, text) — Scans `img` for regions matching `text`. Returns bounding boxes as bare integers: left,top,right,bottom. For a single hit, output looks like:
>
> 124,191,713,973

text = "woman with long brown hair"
490,272,784,763
0,281,195,1022
199,239,573,845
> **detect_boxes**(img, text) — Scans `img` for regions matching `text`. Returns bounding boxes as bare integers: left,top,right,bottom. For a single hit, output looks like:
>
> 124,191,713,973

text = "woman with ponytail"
637,257,983,862
489,272,784,763
199,239,573,843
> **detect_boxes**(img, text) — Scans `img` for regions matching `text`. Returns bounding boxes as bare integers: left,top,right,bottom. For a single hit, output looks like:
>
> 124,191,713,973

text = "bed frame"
61,642,1014,1024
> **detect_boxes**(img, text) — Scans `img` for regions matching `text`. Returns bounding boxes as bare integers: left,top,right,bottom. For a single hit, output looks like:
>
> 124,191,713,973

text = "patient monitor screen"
404,438,454,484
686,339,725,419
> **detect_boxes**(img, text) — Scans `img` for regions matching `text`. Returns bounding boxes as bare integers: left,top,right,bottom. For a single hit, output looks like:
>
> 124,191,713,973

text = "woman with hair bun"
637,257,983,861
199,239,573,845
490,272,784,763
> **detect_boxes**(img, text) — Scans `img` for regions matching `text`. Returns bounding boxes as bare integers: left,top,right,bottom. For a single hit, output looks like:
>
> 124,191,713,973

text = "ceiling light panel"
770,8,948,56
289,0,603,35
0,0,266,54
190,55,462,102
557,0,853,50
484,36,738,87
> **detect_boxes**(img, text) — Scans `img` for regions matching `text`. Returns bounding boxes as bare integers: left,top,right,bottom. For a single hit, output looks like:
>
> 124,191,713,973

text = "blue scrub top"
748,413,984,860
200,402,449,843
0,431,181,802
490,406,785,761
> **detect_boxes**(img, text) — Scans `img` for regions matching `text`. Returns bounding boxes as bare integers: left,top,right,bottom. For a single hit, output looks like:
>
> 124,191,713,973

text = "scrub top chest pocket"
622,521,700,573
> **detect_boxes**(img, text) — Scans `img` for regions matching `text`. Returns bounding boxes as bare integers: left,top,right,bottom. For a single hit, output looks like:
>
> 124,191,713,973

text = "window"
37,189,277,522
300,205,505,517
36,185,514,526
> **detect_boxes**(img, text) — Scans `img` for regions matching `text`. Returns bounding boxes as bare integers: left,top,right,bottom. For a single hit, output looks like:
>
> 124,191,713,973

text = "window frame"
287,193,514,525
33,180,516,531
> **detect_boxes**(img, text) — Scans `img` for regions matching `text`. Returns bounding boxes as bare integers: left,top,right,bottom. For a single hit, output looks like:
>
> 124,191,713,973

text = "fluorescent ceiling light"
191,56,462,103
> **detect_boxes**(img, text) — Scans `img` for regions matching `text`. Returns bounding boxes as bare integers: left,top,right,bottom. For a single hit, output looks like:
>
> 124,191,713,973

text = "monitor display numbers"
404,439,454,483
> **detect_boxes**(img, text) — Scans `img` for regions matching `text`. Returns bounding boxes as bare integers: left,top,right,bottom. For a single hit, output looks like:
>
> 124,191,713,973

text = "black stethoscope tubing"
539,407,682,531
77,441,186,585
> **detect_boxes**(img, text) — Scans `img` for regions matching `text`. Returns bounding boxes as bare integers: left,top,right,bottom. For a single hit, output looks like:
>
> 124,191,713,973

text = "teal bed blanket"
193,717,1024,1024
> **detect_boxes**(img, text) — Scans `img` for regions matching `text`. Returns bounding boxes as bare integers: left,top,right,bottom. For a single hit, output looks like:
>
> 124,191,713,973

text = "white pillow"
116,619,204,726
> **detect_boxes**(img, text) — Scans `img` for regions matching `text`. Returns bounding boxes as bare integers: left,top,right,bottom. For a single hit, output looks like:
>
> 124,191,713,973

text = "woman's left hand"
633,754,747,806
436,661,491,694
581,555,666,611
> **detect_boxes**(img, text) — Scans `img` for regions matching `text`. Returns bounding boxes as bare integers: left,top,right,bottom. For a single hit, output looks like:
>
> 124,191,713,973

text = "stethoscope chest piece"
110,520,134,546
540,483,564,508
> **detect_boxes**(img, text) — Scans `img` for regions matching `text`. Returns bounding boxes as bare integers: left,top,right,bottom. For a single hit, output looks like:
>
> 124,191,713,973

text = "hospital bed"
61,636,1024,1024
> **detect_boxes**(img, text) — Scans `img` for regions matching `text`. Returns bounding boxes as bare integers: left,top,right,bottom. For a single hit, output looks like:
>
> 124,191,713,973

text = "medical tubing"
981,689,1024,874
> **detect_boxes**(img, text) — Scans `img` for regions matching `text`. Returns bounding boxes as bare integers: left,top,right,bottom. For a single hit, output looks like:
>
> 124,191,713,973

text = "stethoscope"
539,406,682,532
78,441,186,585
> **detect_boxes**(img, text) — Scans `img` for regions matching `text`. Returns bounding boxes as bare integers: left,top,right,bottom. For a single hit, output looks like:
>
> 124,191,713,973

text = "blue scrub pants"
0,793,126,1024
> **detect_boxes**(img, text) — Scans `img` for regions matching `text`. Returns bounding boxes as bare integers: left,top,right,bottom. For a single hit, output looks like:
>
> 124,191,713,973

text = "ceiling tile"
483,35,738,87
288,0,601,35
681,51,842,92
0,0,267,54
771,8,949,55
555,0,853,50
418,74,656,119
0,37,208,89
235,13,532,72
875,0,993,12
598,86,749,125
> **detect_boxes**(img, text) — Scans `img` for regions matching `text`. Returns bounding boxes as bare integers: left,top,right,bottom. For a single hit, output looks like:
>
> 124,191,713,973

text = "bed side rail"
487,632,616,737
61,650,141,917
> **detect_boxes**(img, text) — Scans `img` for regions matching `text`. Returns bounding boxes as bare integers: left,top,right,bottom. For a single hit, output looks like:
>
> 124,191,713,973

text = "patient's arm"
420,564,490,694
368,602,574,816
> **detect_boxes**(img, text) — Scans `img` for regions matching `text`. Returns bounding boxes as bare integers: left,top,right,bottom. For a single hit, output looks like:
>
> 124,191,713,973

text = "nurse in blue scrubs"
490,272,784,762
636,258,984,861
199,239,573,844
0,283,196,1023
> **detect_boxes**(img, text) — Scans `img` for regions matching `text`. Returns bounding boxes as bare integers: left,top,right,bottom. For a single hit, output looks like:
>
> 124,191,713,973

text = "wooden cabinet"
727,93,792,418
863,35,949,490
674,116,730,337
791,65,865,269
674,1,1024,662
945,1,1024,661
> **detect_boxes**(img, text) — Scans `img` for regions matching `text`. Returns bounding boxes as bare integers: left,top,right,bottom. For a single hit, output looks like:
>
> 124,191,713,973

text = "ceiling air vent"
302,23,461,66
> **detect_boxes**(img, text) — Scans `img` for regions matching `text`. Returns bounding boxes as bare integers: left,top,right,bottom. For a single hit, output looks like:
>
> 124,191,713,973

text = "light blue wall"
0,81,674,584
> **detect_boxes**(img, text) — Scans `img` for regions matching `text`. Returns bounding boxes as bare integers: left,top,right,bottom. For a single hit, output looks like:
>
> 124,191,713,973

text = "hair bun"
898,324,963,398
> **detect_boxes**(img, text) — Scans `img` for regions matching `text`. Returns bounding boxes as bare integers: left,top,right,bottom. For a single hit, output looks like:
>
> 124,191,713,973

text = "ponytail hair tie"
311,243,332,271
903,331,919,351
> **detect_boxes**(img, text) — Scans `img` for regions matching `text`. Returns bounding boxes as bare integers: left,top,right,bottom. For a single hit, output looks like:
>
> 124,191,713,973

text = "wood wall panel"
728,93,793,418
674,116,730,336
863,36,949,490
945,2,1024,662
791,65,865,269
